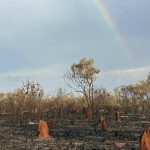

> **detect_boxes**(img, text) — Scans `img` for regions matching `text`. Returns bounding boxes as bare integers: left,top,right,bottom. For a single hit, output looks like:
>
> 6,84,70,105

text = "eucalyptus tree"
64,58,100,119
114,86,132,113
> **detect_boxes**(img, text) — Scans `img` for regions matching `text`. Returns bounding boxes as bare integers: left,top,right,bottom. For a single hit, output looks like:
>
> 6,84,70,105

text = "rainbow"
94,0,130,58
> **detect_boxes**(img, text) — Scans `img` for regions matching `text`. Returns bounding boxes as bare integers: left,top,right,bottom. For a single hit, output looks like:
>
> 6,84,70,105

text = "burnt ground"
0,113,150,150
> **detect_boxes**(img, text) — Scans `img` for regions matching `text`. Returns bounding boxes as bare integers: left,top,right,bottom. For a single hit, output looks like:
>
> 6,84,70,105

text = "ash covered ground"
0,113,149,150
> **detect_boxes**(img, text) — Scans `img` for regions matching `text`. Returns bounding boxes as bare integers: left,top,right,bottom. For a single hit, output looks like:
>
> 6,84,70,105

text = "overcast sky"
0,0,150,95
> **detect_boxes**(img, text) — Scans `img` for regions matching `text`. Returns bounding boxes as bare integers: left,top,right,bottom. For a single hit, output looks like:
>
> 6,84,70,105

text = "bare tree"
64,58,100,120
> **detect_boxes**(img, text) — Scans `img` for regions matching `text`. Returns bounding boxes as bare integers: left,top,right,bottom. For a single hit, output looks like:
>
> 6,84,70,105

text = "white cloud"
0,65,150,94
102,66,150,77
98,66,150,91
0,64,67,79
0,64,68,93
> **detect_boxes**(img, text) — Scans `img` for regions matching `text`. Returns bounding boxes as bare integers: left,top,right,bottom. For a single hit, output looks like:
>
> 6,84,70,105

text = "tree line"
0,58,150,119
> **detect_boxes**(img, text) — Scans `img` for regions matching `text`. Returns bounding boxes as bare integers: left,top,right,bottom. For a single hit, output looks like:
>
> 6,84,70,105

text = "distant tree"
56,88,65,118
114,76,150,114
64,58,100,120
0,92,6,113
94,88,112,108
114,86,131,113
22,80,44,113
22,80,44,99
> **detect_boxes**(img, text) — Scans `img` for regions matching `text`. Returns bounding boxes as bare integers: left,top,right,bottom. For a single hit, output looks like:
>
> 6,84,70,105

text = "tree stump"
70,116,75,125
97,116,106,131
115,111,120,122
